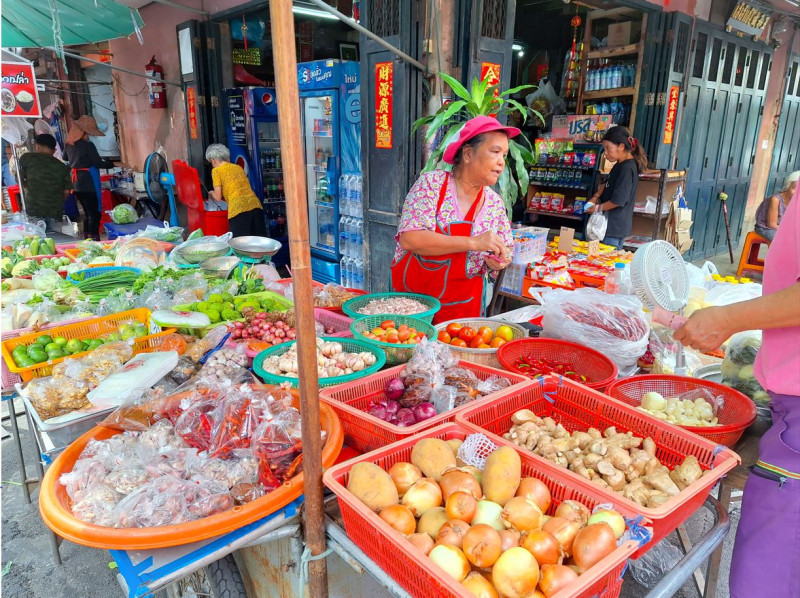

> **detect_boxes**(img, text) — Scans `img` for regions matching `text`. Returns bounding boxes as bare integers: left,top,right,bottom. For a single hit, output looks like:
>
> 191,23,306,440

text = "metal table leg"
3,394,31,504
704,482,733,597
645,496,730,598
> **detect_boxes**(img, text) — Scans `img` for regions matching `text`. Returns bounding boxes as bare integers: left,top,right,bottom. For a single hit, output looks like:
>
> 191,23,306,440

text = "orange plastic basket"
319,361,532,454
454,376,740,553
497,338,618,391
606,375,756,448
324,422,641,598
1,309,174,382
39,389,343,549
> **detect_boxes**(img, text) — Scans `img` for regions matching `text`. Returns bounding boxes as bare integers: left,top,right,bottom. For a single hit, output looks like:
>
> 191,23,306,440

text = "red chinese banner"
375,61,393,149
481,62,501,97
1,62,41,118
663,85,680,145
187,86,198,140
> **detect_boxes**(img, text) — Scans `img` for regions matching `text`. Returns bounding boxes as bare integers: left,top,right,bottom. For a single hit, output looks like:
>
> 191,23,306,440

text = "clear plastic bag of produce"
24,376,91,420
168,233,232,266
71,483,121,527
121,224,184,244
540,288,649,377
648,327,703,376
721,330,769,405
31,268,66,292
401,339,459,385
198,345,249,386
251,406,303,491
110,203,139,224
184,325,229,362
115,238,168,270
704,282,762,306
314,283,357,308
60,458,109,501
208,391,255,459
1,218,47,242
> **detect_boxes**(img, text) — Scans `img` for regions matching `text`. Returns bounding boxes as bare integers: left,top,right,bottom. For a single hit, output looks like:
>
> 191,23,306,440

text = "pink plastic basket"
314,307,352,338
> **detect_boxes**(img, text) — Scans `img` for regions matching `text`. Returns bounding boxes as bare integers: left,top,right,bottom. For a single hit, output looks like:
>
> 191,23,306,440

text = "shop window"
794,61,800,96
673,21,690,74
735,47,747,87
481,0,507,40
709,38,722,82
368,0,400,38
746,50,759,89
693,33,708,79
789,62,798,98
758,53,770,90
721,42,736,84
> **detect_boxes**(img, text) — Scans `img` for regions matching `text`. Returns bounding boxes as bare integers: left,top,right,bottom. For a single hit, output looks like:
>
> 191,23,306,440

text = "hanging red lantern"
571,15,582,28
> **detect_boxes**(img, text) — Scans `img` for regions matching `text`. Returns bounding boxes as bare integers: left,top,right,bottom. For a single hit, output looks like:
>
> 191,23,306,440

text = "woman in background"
205,143,266,238
753,170,798,241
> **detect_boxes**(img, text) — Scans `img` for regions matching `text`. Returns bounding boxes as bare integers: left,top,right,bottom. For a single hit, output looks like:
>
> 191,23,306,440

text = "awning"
1,0,145,48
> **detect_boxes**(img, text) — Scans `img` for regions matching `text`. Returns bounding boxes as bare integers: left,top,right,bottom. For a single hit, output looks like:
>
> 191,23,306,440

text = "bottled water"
353,175,363,218
354,218,363,256
338,216,349,257
345,257,356,288
345,218,355,257
353,258,364,290
340,256,350,287
339,174,350,216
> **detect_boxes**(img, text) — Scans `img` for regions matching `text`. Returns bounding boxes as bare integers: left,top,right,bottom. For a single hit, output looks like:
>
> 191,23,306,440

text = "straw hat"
66,115,104,145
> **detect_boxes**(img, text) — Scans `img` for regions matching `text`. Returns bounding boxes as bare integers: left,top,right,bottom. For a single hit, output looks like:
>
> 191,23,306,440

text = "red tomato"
446,323,463,337
478,343,491,349
489,337,506,348
381,320,395,330
437,331,452,344
385,332,400,343
495,325,514,342
398,329,411,342
450,337,467,348
469,335,484,349
458,327,477,343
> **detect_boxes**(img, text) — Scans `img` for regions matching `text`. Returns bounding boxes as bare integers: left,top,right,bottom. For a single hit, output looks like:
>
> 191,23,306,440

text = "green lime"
46,348,64,359
53,336,68,347
36,334,53,346
65,338,85,354
27,349,47,364
15,355,34,368
85,339,103,350
44,342,60,353
12,345,27,358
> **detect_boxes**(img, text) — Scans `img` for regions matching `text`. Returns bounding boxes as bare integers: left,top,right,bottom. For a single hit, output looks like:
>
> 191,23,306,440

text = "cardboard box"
607,21,632,47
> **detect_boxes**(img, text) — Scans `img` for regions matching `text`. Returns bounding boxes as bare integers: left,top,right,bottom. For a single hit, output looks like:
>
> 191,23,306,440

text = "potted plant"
413,73,544,214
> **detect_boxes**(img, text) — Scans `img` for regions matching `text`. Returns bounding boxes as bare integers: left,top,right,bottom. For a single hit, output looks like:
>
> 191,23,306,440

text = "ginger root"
669,455,703,490
643,472,680,497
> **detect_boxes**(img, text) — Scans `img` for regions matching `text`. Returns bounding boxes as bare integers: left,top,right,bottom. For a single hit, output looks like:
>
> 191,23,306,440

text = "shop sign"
552,115,613,141
727,1,771,37
187,86,199,140
481,62,501,96
375,61,393,149
227,94,246,146
662,86,680,145
1,61,41,118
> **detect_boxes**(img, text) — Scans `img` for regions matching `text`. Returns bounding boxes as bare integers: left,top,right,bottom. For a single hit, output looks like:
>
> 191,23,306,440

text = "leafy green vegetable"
111,204,139,224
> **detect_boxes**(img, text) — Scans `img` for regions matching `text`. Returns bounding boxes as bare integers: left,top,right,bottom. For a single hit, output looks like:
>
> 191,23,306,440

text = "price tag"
587,240,600,259
558,227,575,253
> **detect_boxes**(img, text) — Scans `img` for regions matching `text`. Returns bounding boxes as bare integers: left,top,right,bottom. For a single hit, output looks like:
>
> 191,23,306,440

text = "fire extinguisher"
145,56,167,109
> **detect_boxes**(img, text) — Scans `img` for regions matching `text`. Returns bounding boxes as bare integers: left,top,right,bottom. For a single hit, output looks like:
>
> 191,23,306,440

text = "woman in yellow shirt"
206,143,267,237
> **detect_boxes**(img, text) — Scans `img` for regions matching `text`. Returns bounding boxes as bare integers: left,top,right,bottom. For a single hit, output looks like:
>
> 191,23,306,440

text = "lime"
27,348,47,364
105,333,121,342
45,342,60,353
36,334,53,346
15,355,35,368
46,348,64,359
85,339,103,350
53,336,68,347
65,338,85,354
12,345,27,358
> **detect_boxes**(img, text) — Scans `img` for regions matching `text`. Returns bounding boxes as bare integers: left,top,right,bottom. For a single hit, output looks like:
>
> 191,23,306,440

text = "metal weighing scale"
199,236,283,280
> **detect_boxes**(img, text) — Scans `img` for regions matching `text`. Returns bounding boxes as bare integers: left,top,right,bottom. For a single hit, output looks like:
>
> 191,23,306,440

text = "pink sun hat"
442,115,521,164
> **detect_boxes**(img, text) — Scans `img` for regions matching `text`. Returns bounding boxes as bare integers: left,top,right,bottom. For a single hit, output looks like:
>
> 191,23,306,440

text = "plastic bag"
721,330,769,405
313,283,359,308
1,218,47,243
121,224,184,244
648,327,703,376
586,210,608,241
251,403,303,491
88,351,180,407
541,288,649,377
704,282,762,307
60,458,108,501
115,238,167,270
110,203,139,224
168,233,232,266
71,484,121,527
628,540,684,589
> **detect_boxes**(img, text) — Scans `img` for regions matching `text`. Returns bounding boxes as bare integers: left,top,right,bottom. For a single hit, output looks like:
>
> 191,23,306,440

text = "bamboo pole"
267,2,328,597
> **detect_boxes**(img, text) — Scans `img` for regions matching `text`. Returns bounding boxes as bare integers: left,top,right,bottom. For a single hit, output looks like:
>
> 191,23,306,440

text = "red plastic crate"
606,375,756,448
324,422,641,598
319,362,532,454
454,376,740,552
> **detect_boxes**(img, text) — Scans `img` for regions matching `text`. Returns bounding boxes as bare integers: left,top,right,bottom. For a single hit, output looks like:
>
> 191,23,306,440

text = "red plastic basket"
606,375,756,448
497,338,618,391
314,307,352,338
454,376,740,553
319,362,532,454
324,422,640,598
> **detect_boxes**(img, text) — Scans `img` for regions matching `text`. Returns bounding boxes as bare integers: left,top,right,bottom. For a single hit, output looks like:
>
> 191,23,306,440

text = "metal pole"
46,48,182,87
268,2,328,597
303,0,428,73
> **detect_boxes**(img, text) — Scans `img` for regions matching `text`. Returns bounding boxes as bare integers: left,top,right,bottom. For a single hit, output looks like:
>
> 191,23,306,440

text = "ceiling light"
518,50,525,57
512,43,523,51
292,6,340,20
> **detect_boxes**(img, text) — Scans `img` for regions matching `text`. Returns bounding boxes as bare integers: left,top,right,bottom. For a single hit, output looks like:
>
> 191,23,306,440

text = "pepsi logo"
261,92,273,105
235,156,248,175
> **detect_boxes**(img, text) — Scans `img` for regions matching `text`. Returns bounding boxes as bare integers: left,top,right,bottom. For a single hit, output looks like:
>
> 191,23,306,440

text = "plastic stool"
736,231,770,277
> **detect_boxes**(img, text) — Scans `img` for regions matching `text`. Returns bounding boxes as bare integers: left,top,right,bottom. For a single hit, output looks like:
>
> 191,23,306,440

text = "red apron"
391,173,485,324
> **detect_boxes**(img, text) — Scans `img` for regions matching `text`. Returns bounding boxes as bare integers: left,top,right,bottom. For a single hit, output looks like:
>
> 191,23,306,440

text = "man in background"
17,134,71,231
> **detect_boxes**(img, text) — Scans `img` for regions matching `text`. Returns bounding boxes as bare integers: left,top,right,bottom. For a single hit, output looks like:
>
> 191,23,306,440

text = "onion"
446,491,477,523
389,462,423,497
462,524,502,568
542,517,581,558
385,378,405,401
516,477,552,513
472,500,505,531
491,547,539,598
385,400,400,416
588,509,626,539
402,478,442,516
368,402,389,421
395,408,417,427
379,505,416,535
412,402,437,422
462,571,499,598
554,500,591,528
538,564,578,598
436,519,471,549
498,529,520,551
572,523,617,573
439,469,483,501
417,507,448,539
428,544,470,582
520,529,561,566
460,465,483,487
501,496,544,532
407,532,434,555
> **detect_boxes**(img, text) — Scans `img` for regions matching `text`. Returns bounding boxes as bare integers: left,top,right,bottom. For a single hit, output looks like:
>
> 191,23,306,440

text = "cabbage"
32,268,64,291
111,204,139,224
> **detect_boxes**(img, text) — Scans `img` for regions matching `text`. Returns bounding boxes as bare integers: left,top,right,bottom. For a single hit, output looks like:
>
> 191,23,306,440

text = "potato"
482,446,521,506
417,506,449,538
412,438,457,482
446,439,463,456
347,462,399,512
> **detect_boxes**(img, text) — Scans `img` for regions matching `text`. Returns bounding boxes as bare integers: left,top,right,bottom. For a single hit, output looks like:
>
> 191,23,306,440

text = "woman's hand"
673,306,735,352
471,231,507,256
484,252,510,271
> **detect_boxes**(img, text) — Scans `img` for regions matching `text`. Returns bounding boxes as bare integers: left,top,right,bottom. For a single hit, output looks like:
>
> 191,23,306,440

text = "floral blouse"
393,170,513,277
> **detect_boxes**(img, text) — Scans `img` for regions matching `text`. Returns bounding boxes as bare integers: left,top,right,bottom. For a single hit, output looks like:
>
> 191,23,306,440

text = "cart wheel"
153,554,247,598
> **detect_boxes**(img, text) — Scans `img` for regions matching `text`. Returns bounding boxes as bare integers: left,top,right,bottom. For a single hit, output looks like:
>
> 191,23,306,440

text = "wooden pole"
267,2,328,596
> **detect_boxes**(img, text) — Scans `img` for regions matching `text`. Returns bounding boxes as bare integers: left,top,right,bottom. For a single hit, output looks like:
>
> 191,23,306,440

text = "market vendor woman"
391,116,517,324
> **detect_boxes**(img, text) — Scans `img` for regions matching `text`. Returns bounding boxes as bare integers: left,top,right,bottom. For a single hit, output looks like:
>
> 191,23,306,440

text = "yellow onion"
402,477,443,516
462,524,503,568
379,504,416,536
554,500,590,527
446,491,477,523
428,544,470,582
436,519,471,549
520,529,561,566
542,517,581,558
492,547,540,598
588,509,626,539
439,469,483,500
407,532,434,555
389,462,422,497
472,500,504,531
498,529,521,552
417,507,448,539
460,464,484,487
501,496,544,532
572,523,617,573
538,564,578,597
516,477,552,513
462,571,499,598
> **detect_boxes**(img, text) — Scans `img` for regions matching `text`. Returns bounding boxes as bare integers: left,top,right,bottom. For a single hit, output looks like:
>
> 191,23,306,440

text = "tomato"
469,335,485,349
489,337,506,349
437,330,452,344
385,332,400,343
398,329,411,342
398,324,409,333
446,323,463,337
458,327,477,343
495,325,514,342
478,343,491,349
450,337,468,348
477,326,494,344
372,327,384,336
381,320,396,330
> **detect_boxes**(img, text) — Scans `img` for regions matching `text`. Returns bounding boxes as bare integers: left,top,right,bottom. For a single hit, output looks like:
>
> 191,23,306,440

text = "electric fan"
629,240,690,375
144,152,179,227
